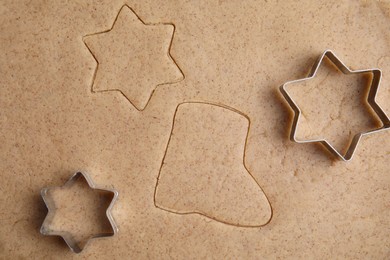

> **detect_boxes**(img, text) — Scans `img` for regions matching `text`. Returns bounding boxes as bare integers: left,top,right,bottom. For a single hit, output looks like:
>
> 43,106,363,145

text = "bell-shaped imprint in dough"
155,102,272,227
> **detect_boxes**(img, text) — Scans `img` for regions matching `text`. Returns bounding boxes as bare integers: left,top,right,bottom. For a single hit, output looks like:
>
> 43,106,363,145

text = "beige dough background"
0,0,389,259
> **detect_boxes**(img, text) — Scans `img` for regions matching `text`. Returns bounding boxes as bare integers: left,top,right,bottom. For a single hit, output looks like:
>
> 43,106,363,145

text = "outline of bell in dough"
154,102,272,227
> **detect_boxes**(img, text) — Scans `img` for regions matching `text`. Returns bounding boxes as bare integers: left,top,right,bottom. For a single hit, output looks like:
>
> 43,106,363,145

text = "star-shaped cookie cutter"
280,50,390,161
40,171,119,253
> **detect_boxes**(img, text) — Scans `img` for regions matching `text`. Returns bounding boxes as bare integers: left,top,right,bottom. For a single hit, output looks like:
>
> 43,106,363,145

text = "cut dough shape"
155,102,272,227
83,5,184,111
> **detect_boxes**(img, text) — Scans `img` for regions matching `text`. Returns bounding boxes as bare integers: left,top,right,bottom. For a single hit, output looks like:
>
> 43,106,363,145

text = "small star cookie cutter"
280,50,390,161
40,171,119,253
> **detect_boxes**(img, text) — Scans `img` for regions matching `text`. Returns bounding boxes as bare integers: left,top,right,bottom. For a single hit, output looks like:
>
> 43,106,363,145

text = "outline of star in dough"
40,172,118,253
280,50,390,161
83,5,185,111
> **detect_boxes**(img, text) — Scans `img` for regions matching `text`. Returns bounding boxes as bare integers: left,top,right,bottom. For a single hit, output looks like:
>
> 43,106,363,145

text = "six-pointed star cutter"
280,50,390,161
40,171,118,253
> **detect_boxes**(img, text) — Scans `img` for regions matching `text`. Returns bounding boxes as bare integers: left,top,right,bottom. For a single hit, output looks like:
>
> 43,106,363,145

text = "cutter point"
40,171,118,253
280,50,390,161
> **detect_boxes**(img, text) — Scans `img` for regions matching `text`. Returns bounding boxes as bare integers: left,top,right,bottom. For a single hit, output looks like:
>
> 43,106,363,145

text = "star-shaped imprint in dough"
40,172,118,253
280,50,390,161
83,5,184,111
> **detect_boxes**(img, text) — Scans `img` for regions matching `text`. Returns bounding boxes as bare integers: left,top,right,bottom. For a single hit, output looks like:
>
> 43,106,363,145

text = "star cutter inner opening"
280,50,390,161
40,172,119,253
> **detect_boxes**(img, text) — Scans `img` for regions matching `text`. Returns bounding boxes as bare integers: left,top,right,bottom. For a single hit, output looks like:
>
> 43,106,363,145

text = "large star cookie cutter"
40,171,119,253
280,50,390,161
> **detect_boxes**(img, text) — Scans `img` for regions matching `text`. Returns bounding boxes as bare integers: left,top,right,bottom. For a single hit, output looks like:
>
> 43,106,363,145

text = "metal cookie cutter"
40,171,119,253
280,50,390,161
